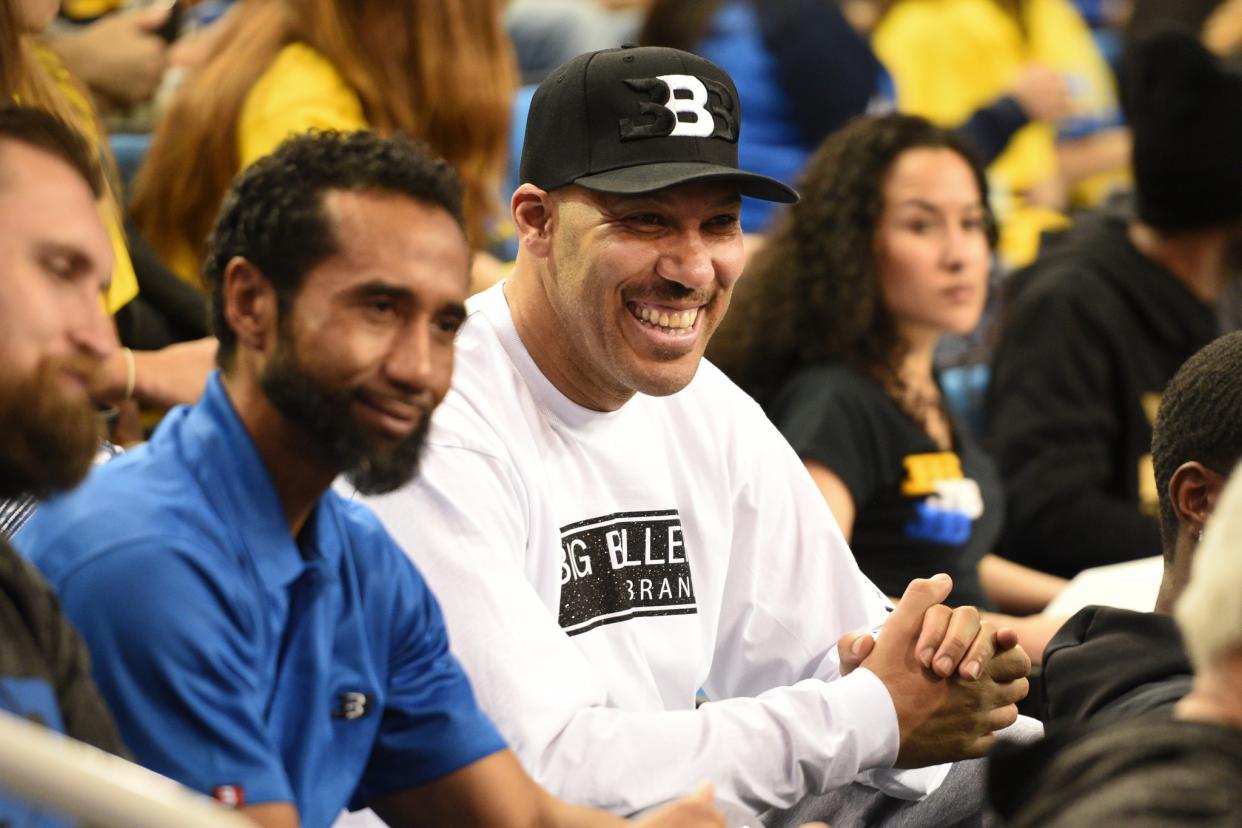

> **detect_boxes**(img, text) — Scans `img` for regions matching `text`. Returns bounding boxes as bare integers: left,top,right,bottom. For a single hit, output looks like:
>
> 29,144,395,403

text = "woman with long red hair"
131,0,517,289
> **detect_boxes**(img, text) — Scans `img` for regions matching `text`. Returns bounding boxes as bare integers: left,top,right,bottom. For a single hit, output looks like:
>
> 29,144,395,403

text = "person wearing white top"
354,45,1030,823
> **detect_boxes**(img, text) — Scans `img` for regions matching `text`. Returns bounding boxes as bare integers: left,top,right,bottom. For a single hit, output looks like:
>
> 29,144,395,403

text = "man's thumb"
882,574,952,639
691,781,715,805
837,629,875,675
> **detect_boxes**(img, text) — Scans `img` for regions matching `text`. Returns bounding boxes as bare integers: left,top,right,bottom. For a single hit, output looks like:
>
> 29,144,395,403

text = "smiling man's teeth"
634,305,698,331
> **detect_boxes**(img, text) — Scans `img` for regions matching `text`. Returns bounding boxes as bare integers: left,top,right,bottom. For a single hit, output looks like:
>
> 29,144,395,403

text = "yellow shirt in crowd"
166,43,368,284
874,0,1122,265
27,42,139,314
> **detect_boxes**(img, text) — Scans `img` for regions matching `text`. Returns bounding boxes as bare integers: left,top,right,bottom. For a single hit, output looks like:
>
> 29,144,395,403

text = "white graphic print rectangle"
559,509,697,636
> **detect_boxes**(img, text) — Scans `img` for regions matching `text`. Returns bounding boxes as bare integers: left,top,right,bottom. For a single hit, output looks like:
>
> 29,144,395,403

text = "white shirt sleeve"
707,409,951,801
362,428,943,815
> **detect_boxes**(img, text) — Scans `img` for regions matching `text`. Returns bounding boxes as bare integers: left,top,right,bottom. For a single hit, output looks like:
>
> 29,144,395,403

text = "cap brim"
573,161,798,204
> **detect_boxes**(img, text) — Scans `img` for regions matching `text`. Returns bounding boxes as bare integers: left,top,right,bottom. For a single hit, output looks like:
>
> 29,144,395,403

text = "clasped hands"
838,573,1031,768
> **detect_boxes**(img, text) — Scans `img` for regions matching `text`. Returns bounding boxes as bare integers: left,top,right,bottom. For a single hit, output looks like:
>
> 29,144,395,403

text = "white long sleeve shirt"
355,283,947,814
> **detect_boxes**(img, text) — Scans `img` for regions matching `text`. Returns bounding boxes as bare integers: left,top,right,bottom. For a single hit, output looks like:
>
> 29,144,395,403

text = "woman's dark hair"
709,113,996,410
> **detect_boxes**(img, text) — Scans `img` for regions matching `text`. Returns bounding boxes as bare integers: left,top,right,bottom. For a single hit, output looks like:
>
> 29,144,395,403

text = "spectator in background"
990,460,1242,827
639,0,1074,235
638,0,882,233
505,0,644,84
1036,331,1242,728
45,0,170,110
2,0,216,422
0,105,128,821
986,29,1242,578
18,129,724,828
875,0,1129,267
131,0,516,294
4,0,142,330
710,114,1066,660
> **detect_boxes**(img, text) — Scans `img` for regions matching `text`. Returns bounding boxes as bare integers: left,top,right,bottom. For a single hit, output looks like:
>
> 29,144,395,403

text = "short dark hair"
0,105,103,198
202,129,465,367
1152,331,1242,556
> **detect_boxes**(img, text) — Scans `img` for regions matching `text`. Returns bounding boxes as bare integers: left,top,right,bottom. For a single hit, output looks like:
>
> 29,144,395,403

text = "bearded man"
0,105,128,823
17,130,725,828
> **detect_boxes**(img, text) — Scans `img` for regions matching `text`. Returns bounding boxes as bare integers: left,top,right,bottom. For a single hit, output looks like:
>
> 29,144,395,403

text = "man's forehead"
315,188,471,290
323,187,465,233
0,139,86,192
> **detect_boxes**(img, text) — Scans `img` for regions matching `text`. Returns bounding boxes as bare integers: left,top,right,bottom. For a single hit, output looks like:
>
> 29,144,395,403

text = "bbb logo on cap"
619,74,738,142
518,45,797,203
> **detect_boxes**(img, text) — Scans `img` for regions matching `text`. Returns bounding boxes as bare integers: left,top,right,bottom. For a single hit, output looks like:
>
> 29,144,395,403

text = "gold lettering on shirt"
901,452,964,497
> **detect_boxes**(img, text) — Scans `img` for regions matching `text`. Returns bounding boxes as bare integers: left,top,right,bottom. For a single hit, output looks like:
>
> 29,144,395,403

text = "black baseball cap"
519,45,798,203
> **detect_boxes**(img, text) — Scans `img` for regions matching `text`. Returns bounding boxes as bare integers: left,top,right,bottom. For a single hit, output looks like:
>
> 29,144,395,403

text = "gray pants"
762,758,994,828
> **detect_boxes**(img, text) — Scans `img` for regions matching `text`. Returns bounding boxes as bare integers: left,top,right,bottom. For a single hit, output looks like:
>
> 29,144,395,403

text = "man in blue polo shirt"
16,131,724,828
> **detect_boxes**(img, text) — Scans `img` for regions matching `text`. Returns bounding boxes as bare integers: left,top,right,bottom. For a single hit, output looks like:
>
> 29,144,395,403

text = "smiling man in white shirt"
356,45,1029,825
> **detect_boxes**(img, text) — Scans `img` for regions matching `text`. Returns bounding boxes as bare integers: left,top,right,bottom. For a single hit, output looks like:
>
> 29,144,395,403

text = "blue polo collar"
171,372,344,591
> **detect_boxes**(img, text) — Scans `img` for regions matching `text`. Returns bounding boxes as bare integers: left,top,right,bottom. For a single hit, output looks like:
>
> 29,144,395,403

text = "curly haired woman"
711,113,1066,655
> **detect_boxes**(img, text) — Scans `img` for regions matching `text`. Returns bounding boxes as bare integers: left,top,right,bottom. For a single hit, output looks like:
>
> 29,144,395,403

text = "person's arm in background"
959,64,1073,165
978,555,1067,615
1055,128,1131,187
44,5,170,107
90,336,217,411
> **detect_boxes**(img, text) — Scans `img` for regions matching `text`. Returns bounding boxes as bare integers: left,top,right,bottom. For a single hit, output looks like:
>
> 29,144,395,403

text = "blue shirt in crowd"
17,373,505,828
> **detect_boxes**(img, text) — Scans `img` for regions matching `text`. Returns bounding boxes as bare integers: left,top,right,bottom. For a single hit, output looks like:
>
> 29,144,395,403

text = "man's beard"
259,337,430,495
0,356,100,500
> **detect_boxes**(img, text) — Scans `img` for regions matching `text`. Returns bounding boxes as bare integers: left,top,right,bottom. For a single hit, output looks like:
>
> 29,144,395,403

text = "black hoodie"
1040,605,1192,726
986,212,1218,577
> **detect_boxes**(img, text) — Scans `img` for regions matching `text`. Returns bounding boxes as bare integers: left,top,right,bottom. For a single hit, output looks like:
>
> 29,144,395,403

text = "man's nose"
655,232,716,290
72,296,118,361
384,320,435,390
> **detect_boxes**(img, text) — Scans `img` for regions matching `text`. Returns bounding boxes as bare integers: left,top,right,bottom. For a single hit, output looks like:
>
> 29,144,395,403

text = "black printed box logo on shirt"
559,510,697,636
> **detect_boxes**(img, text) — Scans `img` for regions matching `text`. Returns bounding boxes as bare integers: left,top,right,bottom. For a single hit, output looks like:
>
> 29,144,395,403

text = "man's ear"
512,183,554,258
222,256,279,355
1169,461,1226,538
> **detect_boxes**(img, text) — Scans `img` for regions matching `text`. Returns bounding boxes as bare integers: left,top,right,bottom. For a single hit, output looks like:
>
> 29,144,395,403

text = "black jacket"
986,213,1218,577
1040,605,1192,726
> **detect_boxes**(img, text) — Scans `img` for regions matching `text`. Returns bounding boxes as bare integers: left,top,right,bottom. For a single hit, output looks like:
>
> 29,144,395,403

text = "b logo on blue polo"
332,691,372,720
619,75,738,142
